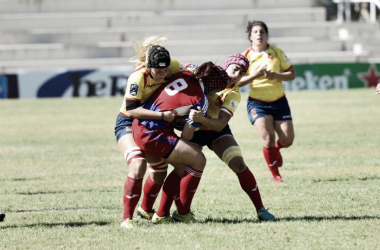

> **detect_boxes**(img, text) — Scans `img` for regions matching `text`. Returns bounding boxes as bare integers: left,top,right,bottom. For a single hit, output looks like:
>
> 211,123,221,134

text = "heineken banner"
283,63,380,91
0,63,379,99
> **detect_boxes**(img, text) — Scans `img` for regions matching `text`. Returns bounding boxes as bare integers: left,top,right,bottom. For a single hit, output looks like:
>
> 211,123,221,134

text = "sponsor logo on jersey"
130,83,138,96
228,100,239,110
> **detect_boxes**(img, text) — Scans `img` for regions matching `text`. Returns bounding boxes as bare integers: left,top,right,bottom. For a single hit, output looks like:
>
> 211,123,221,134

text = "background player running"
238,20,296,183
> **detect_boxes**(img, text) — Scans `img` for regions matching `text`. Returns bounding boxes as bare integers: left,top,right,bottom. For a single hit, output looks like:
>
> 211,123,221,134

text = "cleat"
273,175,284,183
152,213,173,224
120,218,134,229
137,207,154,220
172,210,196,223
257,207,275,222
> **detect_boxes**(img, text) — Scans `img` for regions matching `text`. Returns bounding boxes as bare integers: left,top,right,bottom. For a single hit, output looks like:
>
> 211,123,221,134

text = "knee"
193,154,206,171
229,160,247,173
280,137,294,148
128,159,146,179
151,172,167,185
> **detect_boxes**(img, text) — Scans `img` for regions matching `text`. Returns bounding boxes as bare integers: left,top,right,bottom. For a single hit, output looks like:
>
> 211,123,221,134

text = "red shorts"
132,120,179,159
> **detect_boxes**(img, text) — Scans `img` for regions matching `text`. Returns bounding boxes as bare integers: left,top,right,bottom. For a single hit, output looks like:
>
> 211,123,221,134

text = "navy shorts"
189,125,233,149
114,113,133,142
247,96,292,124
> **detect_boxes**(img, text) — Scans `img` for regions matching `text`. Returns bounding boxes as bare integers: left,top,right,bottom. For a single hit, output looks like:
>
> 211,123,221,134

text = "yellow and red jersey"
206,84,241,119
119,58,182,116
242,44,293,102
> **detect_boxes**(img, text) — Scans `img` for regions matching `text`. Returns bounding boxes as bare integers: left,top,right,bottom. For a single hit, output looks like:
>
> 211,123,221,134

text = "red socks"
236,167,263,210
178,166,203,215
122,176,142,221
263,146,282,178
140,175,163,213
156,170,183,217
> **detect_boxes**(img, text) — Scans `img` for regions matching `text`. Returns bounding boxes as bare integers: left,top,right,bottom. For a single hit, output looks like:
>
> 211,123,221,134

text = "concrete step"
0,43,119,60
0,50,368,74
0,21,340,47
0,8,325,31
0,57,132,73
0,0,316,13
98,37,344,58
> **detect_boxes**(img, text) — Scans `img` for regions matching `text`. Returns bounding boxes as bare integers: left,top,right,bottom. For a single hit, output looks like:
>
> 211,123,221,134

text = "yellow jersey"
242,44,293,102
119,58,182,115
206,84,241,119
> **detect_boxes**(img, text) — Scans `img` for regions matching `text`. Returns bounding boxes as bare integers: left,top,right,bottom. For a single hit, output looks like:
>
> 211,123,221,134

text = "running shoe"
172,210,196,223
257,207,275,222
120,218,134,229
273,175,284,184
137,206,154,220
152,213,173,224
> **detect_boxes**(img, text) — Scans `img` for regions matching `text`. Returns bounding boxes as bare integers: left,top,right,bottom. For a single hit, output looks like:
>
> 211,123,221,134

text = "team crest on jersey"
186,64,199,71
129,83,139,96
228,100,239,110
250,108,258,118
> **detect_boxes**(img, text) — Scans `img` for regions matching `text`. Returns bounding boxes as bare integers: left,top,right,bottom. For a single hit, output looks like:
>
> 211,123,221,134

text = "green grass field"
1,88,379,249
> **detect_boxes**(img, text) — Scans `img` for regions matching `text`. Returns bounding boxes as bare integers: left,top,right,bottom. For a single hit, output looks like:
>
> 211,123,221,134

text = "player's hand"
376,83,380,95
189,106,204,122
255,64,267,77
265,70,277,80
162,110,177,122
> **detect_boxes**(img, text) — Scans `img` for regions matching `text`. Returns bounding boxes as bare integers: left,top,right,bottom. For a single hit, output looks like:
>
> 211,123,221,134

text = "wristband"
161,112,164,120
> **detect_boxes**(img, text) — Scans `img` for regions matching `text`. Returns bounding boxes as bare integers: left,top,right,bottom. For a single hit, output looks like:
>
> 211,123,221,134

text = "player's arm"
181,122,196,141
238,64,267,87
266,66,296,81
125,100,176,122
190,106,231,132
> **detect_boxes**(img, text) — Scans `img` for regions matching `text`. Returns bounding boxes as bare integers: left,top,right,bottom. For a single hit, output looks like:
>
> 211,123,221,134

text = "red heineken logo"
357,64,380,88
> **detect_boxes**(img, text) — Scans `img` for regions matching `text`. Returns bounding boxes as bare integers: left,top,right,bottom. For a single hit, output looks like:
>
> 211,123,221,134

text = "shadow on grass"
0,221,111,229
12,207,118,213
312,175,380,183
278,215,380,221
203,215,380,224
15,188,118,195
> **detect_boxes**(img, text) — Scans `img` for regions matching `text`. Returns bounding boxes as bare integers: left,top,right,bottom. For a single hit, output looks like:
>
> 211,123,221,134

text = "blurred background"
0,0,379,98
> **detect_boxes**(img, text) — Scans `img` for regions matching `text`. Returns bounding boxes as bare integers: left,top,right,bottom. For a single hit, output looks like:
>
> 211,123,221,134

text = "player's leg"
272,96,295,170
253,116,283,182
247,100,282,182
138,155,168,220
211,135,273,220
165,139,206,222
117,133,146,226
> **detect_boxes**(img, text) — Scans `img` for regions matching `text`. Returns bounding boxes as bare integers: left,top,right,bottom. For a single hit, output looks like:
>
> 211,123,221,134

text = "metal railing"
333,0,380,23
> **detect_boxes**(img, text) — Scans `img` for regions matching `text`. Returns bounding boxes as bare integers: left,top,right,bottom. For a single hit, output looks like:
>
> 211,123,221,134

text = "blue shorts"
114,113,133,142
247,96,292,124
189,125,233,149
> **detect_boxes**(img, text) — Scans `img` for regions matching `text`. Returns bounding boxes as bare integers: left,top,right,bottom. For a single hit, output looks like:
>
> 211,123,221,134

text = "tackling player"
132,70,225,224
188,53,275,221
115,36,184,229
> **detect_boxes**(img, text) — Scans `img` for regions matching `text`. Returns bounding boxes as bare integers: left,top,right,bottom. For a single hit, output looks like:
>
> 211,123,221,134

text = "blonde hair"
129,35,168,66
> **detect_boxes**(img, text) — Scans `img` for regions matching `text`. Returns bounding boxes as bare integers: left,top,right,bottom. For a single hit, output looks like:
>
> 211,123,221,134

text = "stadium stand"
0,0,379,73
